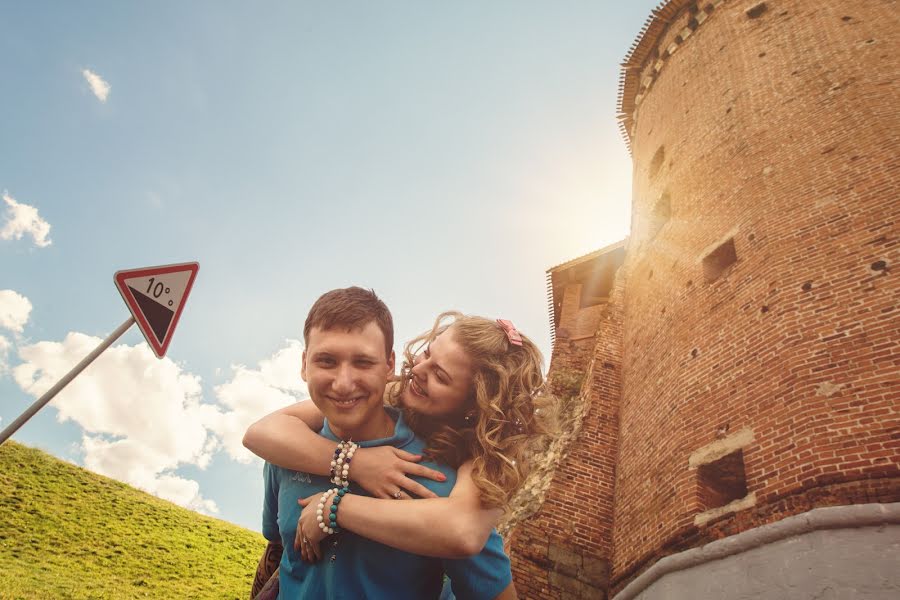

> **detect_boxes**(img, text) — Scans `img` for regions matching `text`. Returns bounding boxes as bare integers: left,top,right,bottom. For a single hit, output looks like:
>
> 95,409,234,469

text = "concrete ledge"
613,502,900,600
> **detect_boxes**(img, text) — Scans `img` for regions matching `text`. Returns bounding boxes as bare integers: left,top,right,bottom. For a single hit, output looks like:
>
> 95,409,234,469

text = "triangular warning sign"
114,262,199,358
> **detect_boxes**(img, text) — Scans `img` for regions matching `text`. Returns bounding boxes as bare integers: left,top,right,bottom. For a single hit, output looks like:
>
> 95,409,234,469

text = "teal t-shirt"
262,406,511,600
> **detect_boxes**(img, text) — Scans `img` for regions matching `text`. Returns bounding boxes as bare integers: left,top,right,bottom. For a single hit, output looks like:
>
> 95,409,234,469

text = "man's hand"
296,493,329,562
352,446,446,499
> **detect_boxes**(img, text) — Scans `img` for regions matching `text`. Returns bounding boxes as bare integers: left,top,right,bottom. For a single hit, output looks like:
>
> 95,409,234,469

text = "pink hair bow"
497,319,523,346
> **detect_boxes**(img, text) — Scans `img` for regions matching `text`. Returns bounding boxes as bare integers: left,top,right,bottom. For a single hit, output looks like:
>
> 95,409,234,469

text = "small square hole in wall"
697,449,748,511
746,2,768,19
702,238,738,282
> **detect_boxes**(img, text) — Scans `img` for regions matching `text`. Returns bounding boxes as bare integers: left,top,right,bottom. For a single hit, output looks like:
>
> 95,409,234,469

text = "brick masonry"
507,0,900,597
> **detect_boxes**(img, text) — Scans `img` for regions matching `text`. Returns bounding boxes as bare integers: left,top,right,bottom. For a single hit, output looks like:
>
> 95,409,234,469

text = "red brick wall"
615,0,900,591
510,273,625,599
552,283,606,374
510,0,900,597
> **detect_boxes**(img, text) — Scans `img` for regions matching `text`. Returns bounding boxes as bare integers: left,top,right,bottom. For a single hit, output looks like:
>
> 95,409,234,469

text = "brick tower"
508,1,900,598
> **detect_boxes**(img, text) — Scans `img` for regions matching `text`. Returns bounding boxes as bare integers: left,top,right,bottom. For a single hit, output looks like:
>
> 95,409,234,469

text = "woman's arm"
298,461,502,558
243,400,333,475
243,401,445,498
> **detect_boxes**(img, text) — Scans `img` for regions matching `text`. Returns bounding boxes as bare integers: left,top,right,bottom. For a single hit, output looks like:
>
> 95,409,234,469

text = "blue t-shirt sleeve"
441,529,512,600
261,462,280,542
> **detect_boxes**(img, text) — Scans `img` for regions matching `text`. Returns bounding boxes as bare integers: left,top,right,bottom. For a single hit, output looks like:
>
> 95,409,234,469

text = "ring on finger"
393,490,402,499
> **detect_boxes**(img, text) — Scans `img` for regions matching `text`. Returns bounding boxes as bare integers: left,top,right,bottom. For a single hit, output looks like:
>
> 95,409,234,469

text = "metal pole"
0,316,135,446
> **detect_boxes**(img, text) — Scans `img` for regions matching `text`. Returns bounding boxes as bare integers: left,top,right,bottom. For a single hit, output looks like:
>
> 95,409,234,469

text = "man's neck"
331,407,395,442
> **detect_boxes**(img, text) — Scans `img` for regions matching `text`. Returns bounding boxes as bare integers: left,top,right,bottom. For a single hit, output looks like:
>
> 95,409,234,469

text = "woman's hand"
295,493,329,562
352,446,446,499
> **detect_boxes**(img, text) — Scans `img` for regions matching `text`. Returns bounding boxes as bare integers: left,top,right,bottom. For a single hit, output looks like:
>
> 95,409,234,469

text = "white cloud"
1,193,52,248
146,191,163,208
82,68,111,103
0,289,32,334
81,436,218,514
0,334,9,375
201,339,307,463
153,474,219,514
12,332,218,514
8,333,307,513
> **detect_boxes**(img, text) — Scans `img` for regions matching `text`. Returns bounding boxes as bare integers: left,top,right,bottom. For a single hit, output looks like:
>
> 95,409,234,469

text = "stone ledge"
613,502,900,600
688,426,753,467
694,491,757,526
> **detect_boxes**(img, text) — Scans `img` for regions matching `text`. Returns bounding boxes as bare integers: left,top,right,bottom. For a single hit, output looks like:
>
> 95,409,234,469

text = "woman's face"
401,326,474,418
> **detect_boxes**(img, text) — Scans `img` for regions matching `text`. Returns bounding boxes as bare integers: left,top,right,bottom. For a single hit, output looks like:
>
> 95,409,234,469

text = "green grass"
0,441,266,599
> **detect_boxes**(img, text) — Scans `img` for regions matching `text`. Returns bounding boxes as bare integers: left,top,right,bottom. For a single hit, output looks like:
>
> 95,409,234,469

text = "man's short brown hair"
303,287,394,358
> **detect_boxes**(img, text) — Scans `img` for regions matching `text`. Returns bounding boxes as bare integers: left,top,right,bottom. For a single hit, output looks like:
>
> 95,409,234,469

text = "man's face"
301,321,395,441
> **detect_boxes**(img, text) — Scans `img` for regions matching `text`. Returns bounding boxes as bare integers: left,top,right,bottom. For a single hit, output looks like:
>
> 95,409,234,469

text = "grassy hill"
0,441,266,600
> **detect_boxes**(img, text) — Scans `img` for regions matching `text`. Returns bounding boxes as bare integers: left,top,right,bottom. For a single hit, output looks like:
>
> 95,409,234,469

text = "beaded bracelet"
330,440,358,487
316,488,339,534
316,486,350,534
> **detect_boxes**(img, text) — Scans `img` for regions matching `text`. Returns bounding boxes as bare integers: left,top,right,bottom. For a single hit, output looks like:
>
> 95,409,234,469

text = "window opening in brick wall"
696,449,748,511
579,267,614,308
573,247,624,309
703,238,738,282
746,2,768,19
649,146,665,179
648,192,671,239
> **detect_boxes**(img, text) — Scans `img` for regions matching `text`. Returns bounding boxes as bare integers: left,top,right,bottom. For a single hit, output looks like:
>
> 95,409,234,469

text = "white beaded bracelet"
316,488,339,534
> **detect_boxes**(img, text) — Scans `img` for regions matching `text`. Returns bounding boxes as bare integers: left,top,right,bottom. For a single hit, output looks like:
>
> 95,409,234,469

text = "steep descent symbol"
114,262,199,358
127,285,174,343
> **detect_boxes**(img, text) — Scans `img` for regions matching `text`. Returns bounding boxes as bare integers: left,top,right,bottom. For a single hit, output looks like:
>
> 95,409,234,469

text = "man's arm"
493,581,518,600
256,462,283,600
250,542,283,600
441,524,513,600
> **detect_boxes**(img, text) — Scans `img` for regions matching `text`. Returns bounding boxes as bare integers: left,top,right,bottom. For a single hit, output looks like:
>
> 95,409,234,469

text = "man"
250,287,514,599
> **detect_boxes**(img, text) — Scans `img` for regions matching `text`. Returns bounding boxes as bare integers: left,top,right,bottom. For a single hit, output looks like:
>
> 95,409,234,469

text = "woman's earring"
463,411,476,424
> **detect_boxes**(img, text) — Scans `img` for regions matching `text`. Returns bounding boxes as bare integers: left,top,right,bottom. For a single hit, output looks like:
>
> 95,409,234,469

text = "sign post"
0,317,135,445
0,262,198,445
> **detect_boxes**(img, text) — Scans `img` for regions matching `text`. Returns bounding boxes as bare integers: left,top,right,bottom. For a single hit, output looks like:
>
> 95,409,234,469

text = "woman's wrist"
329,440,358,487
346,446,370,484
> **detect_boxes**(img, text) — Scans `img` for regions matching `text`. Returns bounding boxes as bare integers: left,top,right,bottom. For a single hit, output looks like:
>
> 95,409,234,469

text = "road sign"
114,262,199,358
0,261,200,445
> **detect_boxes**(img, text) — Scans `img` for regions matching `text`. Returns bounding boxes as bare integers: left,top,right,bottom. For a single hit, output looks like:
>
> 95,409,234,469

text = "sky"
0,1,657,531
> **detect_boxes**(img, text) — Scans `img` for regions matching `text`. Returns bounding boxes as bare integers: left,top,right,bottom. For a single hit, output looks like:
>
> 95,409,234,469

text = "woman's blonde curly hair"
388,311,555,510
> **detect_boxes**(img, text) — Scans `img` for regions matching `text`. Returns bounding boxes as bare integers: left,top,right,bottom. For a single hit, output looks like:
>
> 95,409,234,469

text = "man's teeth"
334,397,360,405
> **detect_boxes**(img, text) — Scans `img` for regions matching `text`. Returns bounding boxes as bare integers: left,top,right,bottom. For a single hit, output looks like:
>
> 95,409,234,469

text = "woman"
244,312,553,593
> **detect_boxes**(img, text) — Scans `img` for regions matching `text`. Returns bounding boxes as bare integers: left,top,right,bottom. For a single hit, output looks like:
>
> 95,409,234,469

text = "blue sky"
1,1,655,530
